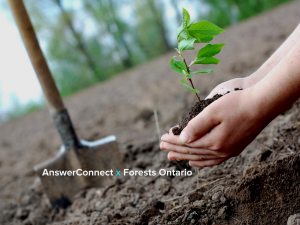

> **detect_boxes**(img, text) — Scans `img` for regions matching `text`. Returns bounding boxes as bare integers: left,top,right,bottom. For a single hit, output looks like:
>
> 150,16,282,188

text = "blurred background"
0,0,294,125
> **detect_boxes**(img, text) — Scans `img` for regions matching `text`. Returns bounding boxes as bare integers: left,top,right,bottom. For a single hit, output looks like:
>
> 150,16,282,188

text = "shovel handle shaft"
7,0,64,114
8,0,80,147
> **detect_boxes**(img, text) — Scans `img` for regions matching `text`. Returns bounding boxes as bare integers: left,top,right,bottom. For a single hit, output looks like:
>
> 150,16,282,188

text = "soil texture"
173,87,242,135
172,94,223,135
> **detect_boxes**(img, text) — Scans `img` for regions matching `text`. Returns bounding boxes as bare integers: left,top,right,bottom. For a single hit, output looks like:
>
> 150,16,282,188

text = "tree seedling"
170,8,225,102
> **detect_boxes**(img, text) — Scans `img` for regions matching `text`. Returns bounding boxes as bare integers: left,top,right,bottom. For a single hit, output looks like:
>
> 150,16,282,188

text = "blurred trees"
22,0,295,98
0,0,294,123
201,0,294,28
84,0,134,69
145,0,171,52
23,0,174,97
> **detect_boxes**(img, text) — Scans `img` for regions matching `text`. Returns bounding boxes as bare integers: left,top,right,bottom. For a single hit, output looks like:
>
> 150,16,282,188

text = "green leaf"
187,20,195,28
197,44,225,58
189,31,214,43
178,38,196,52
177,24,188,40
188,32,200,42
188,21,225,35
192,69,214,74
182,70,193,79
194,57,220,65
186,74,193,79
182,8,190,27
198,34,215,43
181,78,199,93
170,56,187,73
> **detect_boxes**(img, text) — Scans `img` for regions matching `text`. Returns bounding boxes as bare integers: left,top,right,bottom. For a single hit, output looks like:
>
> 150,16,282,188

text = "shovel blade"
34,135,125,208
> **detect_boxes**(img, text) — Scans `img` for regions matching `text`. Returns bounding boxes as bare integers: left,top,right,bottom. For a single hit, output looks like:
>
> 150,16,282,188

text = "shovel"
8,0,125,209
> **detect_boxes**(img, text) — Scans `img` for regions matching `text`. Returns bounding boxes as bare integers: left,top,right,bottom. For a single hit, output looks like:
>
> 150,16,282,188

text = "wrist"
248,76,289,123
240,85,276,131
244,70,266,89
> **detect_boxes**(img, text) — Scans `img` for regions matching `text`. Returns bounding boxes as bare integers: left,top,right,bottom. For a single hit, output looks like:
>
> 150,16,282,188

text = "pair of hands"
160,77,270,167
160,24,300,167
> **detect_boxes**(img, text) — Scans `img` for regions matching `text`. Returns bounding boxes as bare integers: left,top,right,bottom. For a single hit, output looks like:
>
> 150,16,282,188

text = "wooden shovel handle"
7,0,64,114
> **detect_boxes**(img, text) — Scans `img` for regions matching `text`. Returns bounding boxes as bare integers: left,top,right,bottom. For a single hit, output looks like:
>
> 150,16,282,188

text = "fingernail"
180,131,189,143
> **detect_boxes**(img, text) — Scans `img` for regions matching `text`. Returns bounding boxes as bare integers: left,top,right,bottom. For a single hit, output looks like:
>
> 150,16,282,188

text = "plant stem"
188,79,200,102
183,58,201,102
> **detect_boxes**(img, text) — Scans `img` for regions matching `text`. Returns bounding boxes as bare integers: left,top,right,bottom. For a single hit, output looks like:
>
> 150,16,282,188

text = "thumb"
180,108,219,144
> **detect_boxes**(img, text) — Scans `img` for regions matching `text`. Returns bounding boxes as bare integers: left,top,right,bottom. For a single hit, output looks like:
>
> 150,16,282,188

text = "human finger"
168,151,222,161
180,107,221,144
160,141,220,156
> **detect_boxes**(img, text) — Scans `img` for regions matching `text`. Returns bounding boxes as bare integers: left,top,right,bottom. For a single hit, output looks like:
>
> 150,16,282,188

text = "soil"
172,94,223,135
173,87,242,135
1,1,300,225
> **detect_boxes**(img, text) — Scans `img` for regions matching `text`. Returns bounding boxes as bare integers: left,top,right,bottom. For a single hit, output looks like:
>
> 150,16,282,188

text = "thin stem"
188,79,200,102
183,58,201,102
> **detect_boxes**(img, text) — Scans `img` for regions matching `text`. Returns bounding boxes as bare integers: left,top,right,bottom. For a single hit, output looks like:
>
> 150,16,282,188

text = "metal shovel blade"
34,136,124,208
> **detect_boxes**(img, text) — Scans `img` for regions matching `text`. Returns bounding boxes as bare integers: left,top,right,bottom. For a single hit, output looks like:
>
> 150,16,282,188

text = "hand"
161,25,300,167
206,76,255,99
160,87,272,167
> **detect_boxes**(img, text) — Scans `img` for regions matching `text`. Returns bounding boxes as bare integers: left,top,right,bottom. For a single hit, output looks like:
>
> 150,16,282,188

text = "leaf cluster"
170,8,225,93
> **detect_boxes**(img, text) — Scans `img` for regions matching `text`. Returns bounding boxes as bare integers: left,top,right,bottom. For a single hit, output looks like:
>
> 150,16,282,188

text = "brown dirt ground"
1,1,300,224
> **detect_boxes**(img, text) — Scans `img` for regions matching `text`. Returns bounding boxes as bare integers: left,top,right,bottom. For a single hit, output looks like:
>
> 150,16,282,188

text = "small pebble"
193,200,205,207
220,196,227,203
212,191,223,201
287,214,300,225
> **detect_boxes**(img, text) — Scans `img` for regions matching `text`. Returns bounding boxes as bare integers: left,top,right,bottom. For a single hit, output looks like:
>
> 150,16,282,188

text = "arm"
254,36,300,117
248,23,300,86
207,23,300,98
161,37,300,167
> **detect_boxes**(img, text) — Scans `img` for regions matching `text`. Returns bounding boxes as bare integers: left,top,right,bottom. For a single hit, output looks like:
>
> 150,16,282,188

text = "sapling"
170,8,225,102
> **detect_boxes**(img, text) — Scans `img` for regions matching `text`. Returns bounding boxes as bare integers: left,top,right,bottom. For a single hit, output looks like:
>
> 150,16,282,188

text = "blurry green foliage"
23,0,294,98
5,95,44,120
201,0,294,27
24,0,172,97
2,0,295,122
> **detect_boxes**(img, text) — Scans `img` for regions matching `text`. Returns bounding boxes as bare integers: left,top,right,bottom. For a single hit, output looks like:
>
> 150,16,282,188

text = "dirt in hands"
172,89,242,135
172,94,223,135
